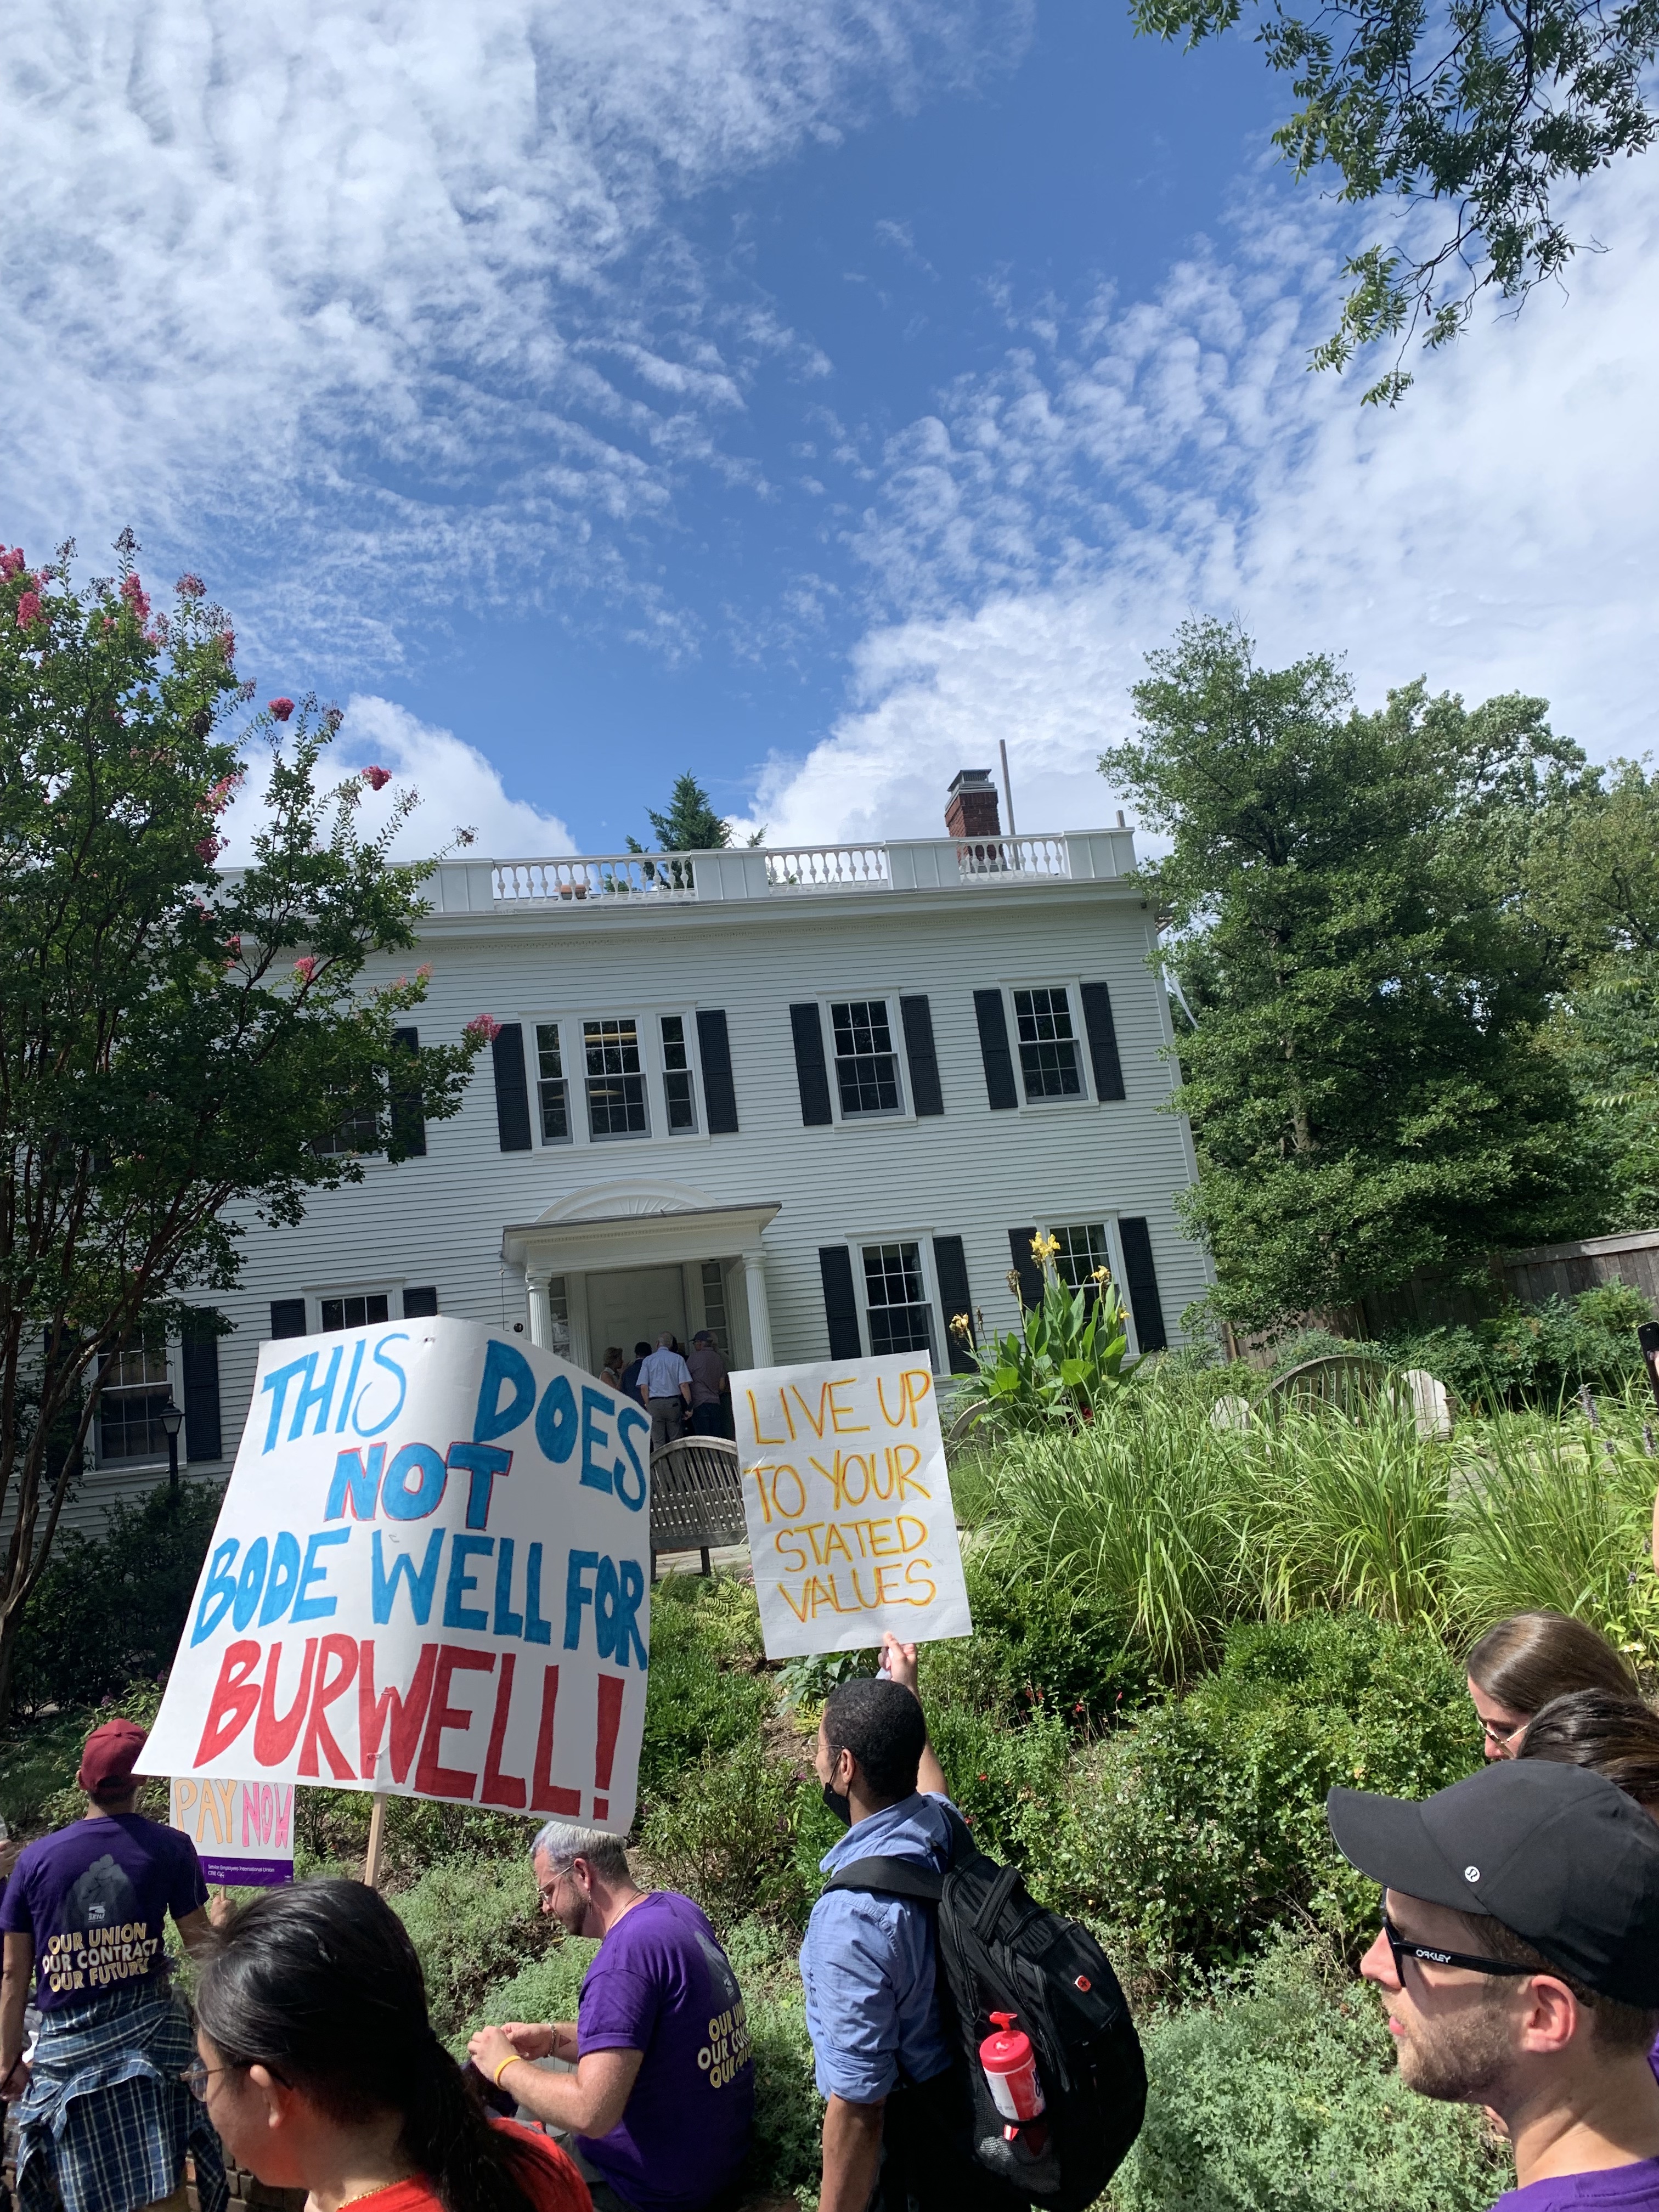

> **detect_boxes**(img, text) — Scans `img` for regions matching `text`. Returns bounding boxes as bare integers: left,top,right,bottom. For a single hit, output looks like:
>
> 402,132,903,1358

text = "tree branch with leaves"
0,534,488,1717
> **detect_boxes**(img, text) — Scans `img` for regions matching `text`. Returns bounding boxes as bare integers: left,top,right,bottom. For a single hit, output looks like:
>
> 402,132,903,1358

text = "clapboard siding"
95,878,1207,1499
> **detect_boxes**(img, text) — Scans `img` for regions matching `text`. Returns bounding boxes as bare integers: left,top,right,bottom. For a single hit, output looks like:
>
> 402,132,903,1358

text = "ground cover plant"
2,1364,1651,2206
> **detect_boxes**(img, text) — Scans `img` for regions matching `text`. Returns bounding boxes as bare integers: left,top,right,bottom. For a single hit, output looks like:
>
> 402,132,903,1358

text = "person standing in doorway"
0,1718,227,2212
685,1331,731,1438
600,1347,628,1391
620,1342,652,1408
638,1333,691,1452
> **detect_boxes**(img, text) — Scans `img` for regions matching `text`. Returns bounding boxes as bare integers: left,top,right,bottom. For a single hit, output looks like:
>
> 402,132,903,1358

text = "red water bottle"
979,2011,1046,2146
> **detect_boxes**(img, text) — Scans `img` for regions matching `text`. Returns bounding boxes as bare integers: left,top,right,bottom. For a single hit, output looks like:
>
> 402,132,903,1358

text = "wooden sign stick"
363,1792,388,1889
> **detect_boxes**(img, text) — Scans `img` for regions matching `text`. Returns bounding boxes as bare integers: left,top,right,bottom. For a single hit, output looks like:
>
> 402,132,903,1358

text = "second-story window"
97,1338,172,1465
1014,987,1083,1099
535,1023,571,1143
832,1000,901,1116
660,1015,697,1132
314,1105,380,1156
585,1018,648,1138
321,1293,390,1331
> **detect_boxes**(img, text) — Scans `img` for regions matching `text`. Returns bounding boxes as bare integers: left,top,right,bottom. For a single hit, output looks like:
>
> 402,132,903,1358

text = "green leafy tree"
1132,0,1658,402
0,533,487,1717
1104,617,1603,1335
1525,760,1659,1227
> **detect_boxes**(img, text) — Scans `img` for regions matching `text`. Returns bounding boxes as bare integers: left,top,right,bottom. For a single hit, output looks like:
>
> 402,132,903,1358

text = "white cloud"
743,161,1659,846
0,0,1024,661
217,695,574,865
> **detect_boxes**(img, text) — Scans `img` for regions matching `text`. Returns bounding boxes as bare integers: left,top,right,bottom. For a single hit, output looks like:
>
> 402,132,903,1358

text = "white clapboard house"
79,772,1206,1520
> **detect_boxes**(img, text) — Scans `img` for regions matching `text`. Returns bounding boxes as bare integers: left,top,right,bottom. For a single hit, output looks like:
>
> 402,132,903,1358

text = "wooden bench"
649,1434,747,1577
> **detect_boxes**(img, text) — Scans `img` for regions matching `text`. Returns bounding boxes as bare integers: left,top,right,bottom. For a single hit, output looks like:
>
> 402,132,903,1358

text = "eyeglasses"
182,2057,227,2102
1382,1913,1535,1983
1480,1716,1528,1754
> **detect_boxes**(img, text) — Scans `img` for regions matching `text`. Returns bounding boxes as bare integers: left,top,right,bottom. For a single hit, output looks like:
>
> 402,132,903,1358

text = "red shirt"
347,2123,591,2212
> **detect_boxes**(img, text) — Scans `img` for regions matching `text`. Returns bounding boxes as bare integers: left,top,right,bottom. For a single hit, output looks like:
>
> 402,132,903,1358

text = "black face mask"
821,1780,851,1827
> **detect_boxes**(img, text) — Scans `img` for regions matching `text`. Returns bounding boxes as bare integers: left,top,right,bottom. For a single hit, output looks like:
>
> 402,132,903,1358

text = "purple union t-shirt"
0,1813,208,2011
575,1889,753,2212
1497,2162,1659,2211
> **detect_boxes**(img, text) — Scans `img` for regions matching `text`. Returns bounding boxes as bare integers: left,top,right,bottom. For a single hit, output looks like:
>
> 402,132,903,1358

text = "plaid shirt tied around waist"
13,1978,228,2212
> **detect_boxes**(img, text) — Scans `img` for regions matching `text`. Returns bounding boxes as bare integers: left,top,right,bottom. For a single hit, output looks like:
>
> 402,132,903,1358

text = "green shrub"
14,1481,224,1712
639,1574,770,1799
391,1850,565,2043
1110,1937,1505,2212
1028,1615,1479,1987
456,1937,597,2055
639,1735,800,1927
1387,1285,1649,1411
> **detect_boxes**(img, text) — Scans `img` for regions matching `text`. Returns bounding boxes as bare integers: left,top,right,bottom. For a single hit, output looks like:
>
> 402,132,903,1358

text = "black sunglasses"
1383,1912,1534,1982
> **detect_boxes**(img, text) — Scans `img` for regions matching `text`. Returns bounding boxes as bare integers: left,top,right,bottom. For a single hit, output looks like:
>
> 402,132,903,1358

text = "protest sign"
170,1777,295,1887
138,1317,650,1833
733,1353,972,1658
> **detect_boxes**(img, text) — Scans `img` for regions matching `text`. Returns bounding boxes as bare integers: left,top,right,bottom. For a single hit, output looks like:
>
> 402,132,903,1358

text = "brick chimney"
945,768,1000,839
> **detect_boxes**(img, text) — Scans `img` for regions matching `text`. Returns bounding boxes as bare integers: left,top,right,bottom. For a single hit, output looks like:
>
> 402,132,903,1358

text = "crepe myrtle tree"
0,532,489,1718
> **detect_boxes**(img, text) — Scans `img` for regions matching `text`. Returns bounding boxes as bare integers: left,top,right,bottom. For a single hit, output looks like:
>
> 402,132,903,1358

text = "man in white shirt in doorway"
637,1333,692,1452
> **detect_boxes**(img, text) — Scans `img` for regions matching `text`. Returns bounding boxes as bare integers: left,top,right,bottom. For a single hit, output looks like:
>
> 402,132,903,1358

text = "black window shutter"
1079,982,1126,1102
270,1299,308,1340
391,1025,427,1156
696,1009,740,1135
790,1004,833,1127
1007,1228,1045,1310
180,1312,223,1463
974,990,1018,1110
900,996,944,1117
492,1023,533,1152
1118,1217,1168,1353
819,1247,862,1359
932,1237,975,1372
403,1286,439,1318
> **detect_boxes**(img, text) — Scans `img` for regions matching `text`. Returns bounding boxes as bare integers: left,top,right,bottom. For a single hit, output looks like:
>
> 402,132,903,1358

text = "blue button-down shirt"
799,1792,956,2104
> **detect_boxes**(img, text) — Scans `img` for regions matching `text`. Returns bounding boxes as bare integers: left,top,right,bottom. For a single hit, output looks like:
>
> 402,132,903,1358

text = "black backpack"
827,1806,1146,2212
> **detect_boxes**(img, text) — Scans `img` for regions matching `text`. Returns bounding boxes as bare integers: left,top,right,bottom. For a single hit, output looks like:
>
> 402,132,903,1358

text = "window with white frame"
97,1338,172,1465
535,1023,572,1144
832,1000,902,1116
320,1293,391,1332
660,1016,697,1132
314,1104,380,1156
1049,1222,1111,1291
1013,986,1084,1101
547,1277,571,1358
584,1018,649,1139
699,1260,730,1352
861,1243,935,1357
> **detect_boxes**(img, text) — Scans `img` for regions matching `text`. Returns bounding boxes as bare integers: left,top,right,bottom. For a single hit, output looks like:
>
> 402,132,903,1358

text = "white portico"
500,1181,781,1372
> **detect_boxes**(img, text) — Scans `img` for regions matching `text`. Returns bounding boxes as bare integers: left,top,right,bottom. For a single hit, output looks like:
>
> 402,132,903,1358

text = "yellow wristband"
494,2055,518,2088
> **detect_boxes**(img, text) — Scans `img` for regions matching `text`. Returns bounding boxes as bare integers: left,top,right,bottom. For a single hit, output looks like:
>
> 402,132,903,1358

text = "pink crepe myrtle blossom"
363,764,392,791
217,629,236,660
15,591,41,629
269,696,295,722
195,834,221,864
176,573,205,599
121,574,151,622
323,707,343,732
0,549,24,579
464,1013,502,1043
416,962,433,983
225,935,242,958
203,774,240,814
292,955,318,983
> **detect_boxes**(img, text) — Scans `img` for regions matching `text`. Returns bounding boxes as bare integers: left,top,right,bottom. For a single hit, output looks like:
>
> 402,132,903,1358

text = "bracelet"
493,2055,518,2088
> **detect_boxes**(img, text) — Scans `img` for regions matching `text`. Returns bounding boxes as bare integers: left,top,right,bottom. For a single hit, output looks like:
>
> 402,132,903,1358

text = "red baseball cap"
77,1718,148,1801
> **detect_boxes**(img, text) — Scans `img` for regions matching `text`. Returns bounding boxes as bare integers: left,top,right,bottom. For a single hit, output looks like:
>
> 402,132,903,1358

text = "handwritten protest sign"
170,1777,295,1887
733,1354,972,1658
138,1317,650,1833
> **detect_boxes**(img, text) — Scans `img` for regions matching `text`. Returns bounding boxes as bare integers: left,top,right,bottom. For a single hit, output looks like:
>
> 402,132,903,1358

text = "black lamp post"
159,1398,184,1493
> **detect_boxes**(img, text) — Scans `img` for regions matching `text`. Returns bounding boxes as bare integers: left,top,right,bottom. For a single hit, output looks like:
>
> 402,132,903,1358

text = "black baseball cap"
1328,1758,1659,2007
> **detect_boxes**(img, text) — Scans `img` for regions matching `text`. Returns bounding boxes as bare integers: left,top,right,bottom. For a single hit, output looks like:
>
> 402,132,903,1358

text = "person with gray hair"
467,1821,751,2212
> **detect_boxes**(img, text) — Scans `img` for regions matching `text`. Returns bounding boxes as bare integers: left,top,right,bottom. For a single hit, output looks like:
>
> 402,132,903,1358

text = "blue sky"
5,1,1655,858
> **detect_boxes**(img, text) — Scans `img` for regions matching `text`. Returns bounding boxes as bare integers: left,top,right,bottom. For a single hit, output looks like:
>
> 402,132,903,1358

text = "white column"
742,1250,774,1368
525,1271,549,1349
